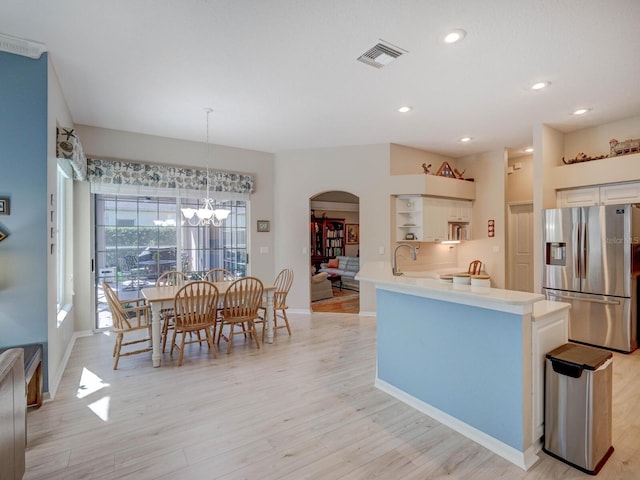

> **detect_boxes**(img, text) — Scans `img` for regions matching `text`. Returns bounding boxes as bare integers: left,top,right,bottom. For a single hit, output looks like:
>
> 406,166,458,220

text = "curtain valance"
56,127,87,180
86,157,255,195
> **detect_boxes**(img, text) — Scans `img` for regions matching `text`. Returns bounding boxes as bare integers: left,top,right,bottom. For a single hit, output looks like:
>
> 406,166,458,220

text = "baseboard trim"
375,378,539,471
46,330,93,402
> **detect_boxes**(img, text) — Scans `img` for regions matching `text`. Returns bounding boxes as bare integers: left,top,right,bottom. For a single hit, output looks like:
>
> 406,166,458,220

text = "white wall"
458,150,508,288
47,58,75,397
390,143,456,175
507,155,533,204
275,144,391,314
72,125,275,331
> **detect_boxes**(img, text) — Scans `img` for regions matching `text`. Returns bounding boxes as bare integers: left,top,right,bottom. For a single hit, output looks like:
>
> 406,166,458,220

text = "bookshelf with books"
310,217,345,259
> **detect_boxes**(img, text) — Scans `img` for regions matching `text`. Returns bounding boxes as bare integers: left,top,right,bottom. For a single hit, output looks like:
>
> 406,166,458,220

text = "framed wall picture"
346,224,359,244
257,220,270,232
0,197,9,215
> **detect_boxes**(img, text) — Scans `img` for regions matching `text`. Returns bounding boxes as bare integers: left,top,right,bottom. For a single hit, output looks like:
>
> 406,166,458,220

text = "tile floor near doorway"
24,312,640,479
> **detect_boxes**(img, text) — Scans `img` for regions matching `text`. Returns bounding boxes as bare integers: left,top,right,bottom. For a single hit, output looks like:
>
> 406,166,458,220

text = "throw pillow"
327,258,339,268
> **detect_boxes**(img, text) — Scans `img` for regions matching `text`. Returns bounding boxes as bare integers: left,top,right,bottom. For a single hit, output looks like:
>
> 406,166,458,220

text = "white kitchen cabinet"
394,196,473,243
395,196,423,242
599,182,640,205
446,199,472,222
556,187,600,207
423,197,448,242
557,182,640,207
530,301,569,444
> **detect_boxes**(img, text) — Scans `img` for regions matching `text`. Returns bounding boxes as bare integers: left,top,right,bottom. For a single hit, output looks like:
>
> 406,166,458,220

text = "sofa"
311,272,333,301
318,256,360,291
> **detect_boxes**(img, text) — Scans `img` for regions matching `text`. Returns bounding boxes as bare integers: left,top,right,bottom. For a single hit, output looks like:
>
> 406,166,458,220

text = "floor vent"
357,42,405,69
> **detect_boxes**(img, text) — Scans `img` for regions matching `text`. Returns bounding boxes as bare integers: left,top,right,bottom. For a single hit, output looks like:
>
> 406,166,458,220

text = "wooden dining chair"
103,282,152,369
256,268,294,339
468,260,483,275
217,277,264,354
204,268,234,282
156,271,189,353
170,281,219,366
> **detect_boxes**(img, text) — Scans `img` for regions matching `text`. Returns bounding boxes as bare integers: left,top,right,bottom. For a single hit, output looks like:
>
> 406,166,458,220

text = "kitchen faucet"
393,243,418,276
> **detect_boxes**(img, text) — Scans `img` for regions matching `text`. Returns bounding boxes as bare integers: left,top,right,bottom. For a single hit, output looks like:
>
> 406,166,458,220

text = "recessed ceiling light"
523,147,534,153
572,108,591,115
530,81,550,90
398,106,412,113
460,137,472,143
443,29,466,44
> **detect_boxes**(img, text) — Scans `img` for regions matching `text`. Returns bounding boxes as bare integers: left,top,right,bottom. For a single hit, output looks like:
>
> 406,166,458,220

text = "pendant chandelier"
181,108,231,227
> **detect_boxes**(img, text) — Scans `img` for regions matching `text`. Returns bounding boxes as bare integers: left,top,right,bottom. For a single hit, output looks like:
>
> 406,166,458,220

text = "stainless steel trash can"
543,343,614,475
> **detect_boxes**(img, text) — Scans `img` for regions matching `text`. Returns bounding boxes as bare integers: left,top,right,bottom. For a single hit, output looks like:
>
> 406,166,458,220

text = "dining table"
141,280,275,367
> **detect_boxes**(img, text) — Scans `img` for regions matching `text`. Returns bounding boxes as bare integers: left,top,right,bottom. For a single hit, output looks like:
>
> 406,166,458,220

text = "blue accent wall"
0,52,49,366
377,289,524,449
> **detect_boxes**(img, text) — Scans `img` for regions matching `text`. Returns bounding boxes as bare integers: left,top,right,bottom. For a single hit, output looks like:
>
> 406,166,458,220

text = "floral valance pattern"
86,158,255,194
56,127,87,180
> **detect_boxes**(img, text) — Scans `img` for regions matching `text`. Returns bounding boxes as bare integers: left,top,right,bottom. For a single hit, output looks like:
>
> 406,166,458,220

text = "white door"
508,203,534,292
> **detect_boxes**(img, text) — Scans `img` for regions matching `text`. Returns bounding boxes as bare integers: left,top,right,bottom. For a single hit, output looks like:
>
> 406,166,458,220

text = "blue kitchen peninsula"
357,262,568,470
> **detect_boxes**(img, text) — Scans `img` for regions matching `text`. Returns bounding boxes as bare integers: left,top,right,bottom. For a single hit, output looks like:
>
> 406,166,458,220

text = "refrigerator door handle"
575,221,581,278
582,221,588,279
546,292,621,306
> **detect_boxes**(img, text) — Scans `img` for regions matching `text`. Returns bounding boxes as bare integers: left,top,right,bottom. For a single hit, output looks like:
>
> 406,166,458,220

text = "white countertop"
357,261,545,314
532,299,571,319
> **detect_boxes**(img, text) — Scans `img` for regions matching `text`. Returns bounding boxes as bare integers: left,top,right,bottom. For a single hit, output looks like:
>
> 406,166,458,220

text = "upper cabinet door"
557,187,600,207
423,198,447,242
557,182,640,207
599,183,640,205
447,199,472,222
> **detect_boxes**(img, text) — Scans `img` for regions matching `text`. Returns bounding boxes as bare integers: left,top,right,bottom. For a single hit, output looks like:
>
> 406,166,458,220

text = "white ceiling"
3,0,640,158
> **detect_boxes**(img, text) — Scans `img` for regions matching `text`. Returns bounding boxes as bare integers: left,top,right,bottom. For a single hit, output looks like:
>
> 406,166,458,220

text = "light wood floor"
25,312,640,479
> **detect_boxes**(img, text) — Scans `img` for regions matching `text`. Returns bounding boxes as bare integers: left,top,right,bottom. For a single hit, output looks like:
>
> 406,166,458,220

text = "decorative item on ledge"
562,152,608,164
610,138,640,157
432,161,468,180
0,228,8,243
561,137,640,164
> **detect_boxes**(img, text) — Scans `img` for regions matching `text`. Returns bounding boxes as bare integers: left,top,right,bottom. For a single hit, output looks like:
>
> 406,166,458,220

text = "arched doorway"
309,191,360,313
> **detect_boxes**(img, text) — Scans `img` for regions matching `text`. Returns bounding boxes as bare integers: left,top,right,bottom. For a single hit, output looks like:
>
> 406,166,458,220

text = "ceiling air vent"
357,42,406,69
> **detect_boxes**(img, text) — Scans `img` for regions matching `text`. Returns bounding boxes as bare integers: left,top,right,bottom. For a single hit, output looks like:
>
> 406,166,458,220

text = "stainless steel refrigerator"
542,204,640,353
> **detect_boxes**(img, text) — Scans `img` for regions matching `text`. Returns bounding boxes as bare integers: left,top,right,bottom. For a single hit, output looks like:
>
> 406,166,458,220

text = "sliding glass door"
95,193,247,330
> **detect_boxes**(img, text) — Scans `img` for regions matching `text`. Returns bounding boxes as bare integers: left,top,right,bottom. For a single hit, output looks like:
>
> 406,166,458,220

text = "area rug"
312,288,359,305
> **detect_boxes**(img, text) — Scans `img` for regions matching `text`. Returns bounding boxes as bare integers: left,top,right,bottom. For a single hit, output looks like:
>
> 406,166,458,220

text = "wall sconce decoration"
0,228,8,243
